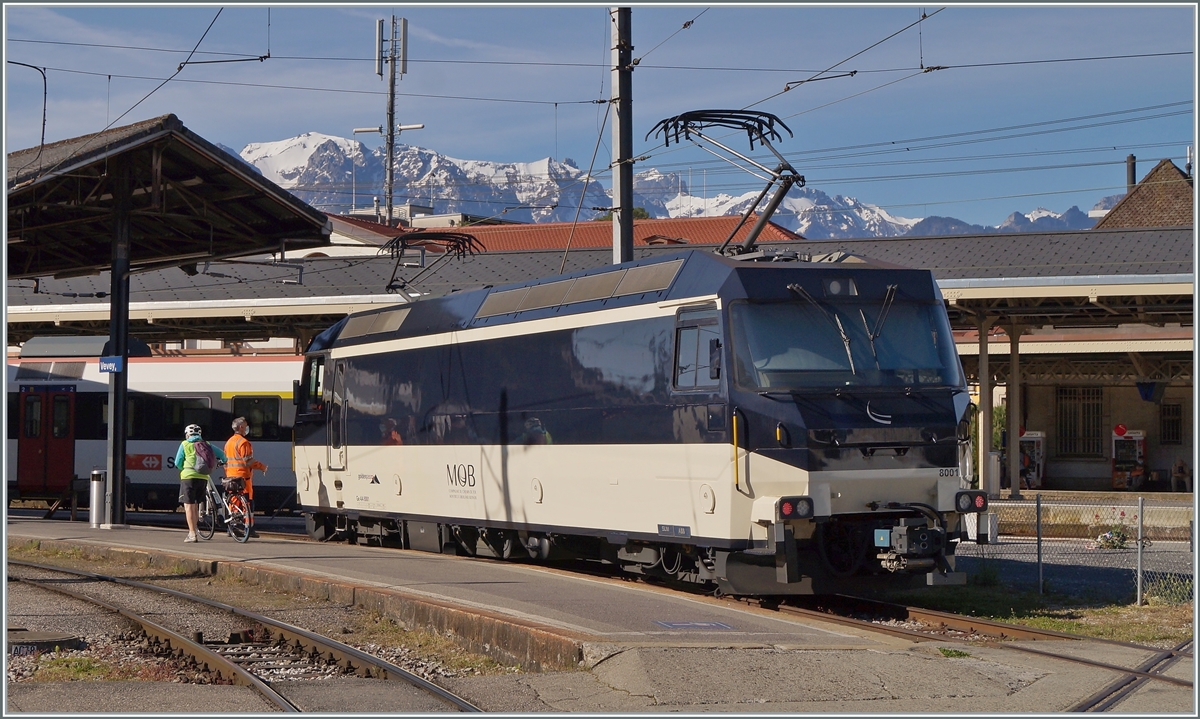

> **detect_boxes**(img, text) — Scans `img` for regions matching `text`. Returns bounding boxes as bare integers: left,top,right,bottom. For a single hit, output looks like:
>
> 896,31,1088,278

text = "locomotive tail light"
955,491,988,513
777,496,813,521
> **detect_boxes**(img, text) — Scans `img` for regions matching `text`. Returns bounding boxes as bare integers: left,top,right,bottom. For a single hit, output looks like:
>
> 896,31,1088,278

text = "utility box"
964,511,998,544
985,451,1002,498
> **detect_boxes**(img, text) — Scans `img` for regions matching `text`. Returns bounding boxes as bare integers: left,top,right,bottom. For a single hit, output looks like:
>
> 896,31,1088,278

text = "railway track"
732,593,1194,710
8,560,481,713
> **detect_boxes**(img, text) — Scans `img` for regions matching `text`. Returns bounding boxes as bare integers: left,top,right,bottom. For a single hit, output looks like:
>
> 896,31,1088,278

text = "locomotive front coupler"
867,502,954,575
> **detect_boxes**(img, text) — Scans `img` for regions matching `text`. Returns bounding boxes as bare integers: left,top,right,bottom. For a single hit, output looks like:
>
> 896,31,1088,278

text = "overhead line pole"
611,7,633,264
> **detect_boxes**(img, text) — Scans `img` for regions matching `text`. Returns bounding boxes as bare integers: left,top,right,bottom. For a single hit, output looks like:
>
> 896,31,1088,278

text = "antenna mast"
376,16,408,226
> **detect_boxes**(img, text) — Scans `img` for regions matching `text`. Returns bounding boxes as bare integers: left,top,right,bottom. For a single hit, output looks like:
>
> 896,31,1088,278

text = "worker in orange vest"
225,416,267,537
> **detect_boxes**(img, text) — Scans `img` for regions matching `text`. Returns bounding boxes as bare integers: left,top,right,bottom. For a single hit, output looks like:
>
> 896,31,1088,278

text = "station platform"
4,516,892,670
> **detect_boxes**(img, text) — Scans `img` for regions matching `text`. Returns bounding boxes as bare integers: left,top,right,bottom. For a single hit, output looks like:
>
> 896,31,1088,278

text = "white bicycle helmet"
184,424,203,439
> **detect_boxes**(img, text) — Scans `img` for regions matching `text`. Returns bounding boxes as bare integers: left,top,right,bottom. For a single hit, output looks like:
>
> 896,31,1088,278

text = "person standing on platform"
225,416,267,538
175,424,227,543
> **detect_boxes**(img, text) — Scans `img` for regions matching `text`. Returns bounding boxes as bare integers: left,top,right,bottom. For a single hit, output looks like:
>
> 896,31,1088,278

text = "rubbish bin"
89,470,105,529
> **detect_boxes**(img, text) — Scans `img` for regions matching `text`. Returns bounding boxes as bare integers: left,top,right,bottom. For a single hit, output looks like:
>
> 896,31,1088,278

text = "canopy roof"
7,114,330,280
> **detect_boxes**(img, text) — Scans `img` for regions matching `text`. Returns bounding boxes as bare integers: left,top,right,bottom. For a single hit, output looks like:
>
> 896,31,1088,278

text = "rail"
8,560,482,712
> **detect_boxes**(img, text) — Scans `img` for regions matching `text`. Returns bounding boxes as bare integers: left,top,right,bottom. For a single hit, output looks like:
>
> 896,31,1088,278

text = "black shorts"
179,478,208,505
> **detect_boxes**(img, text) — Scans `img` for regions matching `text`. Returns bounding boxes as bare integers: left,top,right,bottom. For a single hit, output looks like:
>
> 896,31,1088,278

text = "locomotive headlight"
955,490,988,514
778,496,814,520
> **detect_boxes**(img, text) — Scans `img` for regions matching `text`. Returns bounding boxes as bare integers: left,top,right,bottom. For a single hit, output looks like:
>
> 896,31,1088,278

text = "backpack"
192,440,216,475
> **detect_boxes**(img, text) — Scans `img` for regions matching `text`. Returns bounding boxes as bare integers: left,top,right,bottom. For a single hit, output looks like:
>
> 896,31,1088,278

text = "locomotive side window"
301,356,326,415
329,361,345,450
232,396,281,440
674,309,721,391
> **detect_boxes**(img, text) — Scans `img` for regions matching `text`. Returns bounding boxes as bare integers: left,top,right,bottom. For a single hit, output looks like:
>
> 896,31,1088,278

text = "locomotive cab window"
729,296,962,390
674,308,722,391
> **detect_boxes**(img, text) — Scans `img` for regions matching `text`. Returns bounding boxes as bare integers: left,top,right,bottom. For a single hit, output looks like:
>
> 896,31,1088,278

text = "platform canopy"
6,114,330,280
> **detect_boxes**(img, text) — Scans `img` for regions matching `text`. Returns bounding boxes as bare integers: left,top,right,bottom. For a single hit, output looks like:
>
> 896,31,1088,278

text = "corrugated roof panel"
476,287,529,318
562,270,625,304
613,259,683,296
517,279,575,311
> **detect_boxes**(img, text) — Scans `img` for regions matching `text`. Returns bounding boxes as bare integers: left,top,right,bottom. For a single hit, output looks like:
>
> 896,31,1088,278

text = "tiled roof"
438,215,802,251
779,227,1193,280
7,114,178,188
327,214,398,246
1094,159,1194,229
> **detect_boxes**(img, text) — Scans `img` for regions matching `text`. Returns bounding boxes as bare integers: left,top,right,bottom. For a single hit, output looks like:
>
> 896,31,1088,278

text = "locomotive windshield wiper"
859,284,898,368
787,283,855,374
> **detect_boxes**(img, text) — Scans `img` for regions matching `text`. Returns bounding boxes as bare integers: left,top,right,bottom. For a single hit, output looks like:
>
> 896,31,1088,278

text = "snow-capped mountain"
236,132,1094,237
239,134,611,225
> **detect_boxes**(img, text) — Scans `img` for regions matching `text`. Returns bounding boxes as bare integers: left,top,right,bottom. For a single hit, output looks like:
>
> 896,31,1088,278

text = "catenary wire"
7,37,1190,73
21,9,224,184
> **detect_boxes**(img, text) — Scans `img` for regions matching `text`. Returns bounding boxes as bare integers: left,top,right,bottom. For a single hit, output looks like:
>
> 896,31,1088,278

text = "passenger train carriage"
7,355,301,512
293,249,986,595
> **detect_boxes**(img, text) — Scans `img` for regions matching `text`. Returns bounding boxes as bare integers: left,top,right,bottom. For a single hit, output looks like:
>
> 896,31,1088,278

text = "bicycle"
197,472,252,543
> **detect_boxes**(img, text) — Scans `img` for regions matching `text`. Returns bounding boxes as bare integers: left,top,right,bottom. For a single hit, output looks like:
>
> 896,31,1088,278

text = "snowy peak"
234,130,1103,237
241,132,364,188
238,133,610,224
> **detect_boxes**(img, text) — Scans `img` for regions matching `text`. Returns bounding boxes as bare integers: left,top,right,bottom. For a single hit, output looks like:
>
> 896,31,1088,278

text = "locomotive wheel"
305,512,335,542
817,521,869,577
482,528,517,559
452,526,479,556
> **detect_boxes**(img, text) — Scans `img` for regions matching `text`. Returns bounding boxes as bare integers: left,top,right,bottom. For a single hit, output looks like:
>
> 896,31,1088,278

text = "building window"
1056,387,1103,457
1161,403,1183,445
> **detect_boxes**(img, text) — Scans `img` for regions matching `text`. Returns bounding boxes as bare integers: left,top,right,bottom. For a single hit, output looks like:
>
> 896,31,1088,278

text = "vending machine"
1111,427,1147,490
1019,431,1045,489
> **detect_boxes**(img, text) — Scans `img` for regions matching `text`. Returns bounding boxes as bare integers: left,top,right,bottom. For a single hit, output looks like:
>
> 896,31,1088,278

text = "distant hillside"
905,206,1095,236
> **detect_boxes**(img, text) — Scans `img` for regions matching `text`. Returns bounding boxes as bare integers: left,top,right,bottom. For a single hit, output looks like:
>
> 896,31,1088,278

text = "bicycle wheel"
198,491,217,540
227,493,252,543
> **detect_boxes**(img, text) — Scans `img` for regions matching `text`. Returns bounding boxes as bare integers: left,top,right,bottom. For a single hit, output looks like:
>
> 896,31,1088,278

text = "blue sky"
4,3,1196,226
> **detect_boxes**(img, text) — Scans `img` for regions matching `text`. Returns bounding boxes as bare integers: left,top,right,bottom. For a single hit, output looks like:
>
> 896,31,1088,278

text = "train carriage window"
92,397,138,437
8,394,18,440
232,396,281,440
163,397,211,439
52,395,71,438
74,394,107,440
674,309,721,391
23,395,42,438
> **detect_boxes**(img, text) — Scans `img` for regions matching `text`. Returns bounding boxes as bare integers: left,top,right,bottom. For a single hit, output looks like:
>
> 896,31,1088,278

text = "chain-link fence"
954,495,1194,605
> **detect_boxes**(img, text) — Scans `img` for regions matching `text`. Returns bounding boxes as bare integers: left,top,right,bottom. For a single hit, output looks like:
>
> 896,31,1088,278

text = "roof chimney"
1126,154,1136,194
1187,146,1193,179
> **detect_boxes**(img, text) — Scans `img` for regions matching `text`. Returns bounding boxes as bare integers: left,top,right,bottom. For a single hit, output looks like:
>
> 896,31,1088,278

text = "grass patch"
22,653,180,683
870,582,1194,647
938,647,971,658
349,611,516,676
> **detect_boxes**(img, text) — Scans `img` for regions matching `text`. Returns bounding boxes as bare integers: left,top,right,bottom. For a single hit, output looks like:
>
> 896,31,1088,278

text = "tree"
596,207,650,221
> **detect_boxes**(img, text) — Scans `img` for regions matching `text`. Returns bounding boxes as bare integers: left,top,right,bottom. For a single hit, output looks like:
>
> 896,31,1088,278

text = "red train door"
17,387,76,495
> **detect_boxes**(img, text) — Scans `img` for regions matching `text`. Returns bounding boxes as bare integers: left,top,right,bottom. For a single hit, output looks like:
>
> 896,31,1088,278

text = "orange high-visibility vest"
224,433,266,479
